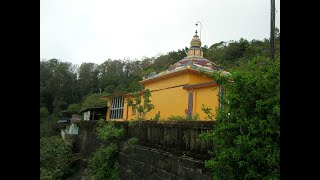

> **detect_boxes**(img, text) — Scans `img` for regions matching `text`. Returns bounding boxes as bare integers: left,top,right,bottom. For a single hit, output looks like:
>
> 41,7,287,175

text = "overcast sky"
40,0,280,65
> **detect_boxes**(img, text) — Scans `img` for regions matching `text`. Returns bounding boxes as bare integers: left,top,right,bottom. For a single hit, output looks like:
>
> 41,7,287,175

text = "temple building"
104,31,229,121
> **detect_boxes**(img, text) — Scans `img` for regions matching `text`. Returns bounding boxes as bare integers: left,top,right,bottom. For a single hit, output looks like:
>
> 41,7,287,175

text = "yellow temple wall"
193,86,220,120
125,96,136,120
144,73,190,91
146,87,189,120
189,73,214,84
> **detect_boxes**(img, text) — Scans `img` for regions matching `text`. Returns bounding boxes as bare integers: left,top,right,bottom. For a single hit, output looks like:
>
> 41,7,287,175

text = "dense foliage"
86,120,124,179
200,56,280,179
80,93,109,112
65,104,81,114
40,136,75,179
40,107,61,138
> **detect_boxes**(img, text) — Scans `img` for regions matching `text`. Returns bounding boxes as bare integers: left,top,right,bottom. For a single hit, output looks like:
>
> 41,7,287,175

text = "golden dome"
190,30,201,47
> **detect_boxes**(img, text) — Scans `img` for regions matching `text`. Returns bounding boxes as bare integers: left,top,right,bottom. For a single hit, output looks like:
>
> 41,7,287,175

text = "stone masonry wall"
119,142,213,180
77,121,104,158
77,121,214,179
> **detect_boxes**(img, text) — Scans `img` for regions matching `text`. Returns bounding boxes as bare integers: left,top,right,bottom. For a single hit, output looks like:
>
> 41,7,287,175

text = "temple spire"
187,31,203,57
190,30,201,47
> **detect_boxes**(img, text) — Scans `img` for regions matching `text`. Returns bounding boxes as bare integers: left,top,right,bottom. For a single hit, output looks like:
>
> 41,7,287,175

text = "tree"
78,63,100,98
40,107,60,138
200,56,280,179
66,103,81,114
80,93,108,112
40,59,79,114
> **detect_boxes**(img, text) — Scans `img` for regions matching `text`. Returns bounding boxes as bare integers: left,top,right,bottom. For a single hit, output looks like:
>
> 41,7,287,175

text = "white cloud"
40,0,280,65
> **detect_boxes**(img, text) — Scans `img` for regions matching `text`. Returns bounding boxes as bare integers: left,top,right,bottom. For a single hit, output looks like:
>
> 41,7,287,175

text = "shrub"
167,115,185,121
40,115,61,138
128,137,139,145
86,119,124,179
200,56,280,179
187,113,200,121
86,144,119,180
40,107,50,123
40,136,74,179
153,111,160,121
128,120,139,127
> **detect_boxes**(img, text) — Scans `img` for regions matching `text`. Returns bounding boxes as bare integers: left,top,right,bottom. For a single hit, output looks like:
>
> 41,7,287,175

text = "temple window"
110,96,124,119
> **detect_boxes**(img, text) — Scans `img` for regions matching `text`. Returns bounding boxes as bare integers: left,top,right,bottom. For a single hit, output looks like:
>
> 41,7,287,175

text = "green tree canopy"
80,93,108,112
65,103,81,114
200,56,280,179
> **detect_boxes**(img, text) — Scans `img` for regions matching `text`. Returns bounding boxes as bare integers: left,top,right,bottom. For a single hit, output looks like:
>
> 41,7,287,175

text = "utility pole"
270,0,276,59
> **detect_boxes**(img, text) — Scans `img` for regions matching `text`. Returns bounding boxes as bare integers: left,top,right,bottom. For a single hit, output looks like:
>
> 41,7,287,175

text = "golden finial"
190,31,201,47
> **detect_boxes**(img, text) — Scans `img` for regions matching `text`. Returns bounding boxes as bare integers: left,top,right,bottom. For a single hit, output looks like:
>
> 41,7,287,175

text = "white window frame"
110,96,124,120
84,111,90,121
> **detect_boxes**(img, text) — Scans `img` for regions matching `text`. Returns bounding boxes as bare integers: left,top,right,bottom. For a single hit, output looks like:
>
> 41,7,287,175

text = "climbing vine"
128,89,154,120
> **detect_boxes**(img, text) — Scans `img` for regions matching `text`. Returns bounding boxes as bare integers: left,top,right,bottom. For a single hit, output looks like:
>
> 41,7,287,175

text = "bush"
200,56,280,179
96,120,124,142
152,111,160,121
40,136,74,179
128,137,139,145
166,114,199,121
128,120,139,127
40,107,50,123
186,113,200,121
87,144,119,180
40,115,61,138
86,119,124,179
167,115,185,121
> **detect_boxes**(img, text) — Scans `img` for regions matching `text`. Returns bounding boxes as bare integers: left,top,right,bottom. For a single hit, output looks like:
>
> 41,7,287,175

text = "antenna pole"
195,21,202,40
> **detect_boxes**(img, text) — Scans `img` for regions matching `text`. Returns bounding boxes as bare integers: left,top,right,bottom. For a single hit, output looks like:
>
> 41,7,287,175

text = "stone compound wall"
77,121,104,158
119,142,213,180
78,121,214,179
116,120,214,161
